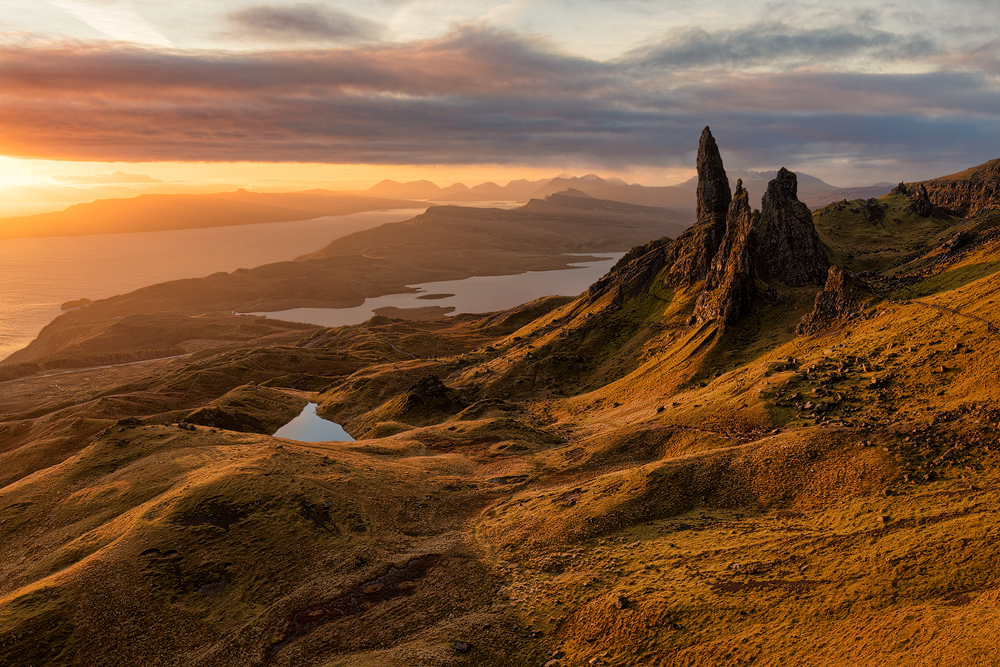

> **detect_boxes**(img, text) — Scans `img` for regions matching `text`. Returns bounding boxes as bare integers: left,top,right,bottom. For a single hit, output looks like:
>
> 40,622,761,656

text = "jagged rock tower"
663,127,732,286
693,180,758,324
754,168,829,286
590,127,831,329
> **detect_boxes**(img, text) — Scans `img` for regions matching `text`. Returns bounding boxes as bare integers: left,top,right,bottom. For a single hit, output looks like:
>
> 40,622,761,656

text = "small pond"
274,403,354,442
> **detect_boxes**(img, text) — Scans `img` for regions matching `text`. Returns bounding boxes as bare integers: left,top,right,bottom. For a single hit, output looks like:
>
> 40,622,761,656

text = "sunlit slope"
2,152,1000,666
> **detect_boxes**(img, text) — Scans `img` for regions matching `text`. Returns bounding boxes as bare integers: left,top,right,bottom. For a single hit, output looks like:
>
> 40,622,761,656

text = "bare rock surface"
663,127,731,286
694,181,758,324
907,157,1000,217
755,168,830,286
797,265,872,334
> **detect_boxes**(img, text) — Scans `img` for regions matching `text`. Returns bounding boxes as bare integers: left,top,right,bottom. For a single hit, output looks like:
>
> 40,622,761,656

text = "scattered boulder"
905,184,934,217
452,640,470,653
183,407,267,433
859,197,888,222
409,375,448,396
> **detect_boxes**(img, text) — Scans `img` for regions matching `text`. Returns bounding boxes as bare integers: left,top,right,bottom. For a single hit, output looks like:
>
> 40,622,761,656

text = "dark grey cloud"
227,4,384,42
625,21,937,69
1,24,998,181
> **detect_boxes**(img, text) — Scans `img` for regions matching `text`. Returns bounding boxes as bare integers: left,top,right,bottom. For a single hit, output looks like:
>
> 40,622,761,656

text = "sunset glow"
2,0,998,192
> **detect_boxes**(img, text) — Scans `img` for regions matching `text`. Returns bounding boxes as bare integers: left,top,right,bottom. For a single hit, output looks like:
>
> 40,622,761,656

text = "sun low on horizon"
1,0,999,213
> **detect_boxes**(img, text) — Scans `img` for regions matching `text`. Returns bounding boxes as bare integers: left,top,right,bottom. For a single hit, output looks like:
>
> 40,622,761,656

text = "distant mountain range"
365,172,894,211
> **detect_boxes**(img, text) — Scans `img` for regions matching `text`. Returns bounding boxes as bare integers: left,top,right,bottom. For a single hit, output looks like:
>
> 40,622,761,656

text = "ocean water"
0,210,424,361
254,253,625,328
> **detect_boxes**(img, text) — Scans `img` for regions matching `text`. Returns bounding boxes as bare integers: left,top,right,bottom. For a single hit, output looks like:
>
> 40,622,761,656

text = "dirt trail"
907,300,997,332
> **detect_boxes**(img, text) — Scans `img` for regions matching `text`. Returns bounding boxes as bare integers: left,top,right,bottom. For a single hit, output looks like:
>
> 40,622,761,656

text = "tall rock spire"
693,180,758,325
696,126,732,240
755,168,829,286
663,126,733,286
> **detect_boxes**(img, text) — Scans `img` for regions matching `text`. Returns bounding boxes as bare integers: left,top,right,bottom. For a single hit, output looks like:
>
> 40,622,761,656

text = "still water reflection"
273,403,354,442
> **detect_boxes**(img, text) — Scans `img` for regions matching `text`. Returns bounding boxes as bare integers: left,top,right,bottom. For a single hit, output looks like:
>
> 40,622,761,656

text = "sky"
1,0,999,192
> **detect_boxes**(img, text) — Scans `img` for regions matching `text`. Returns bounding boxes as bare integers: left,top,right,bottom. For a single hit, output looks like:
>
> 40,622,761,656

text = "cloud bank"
1,22,997,178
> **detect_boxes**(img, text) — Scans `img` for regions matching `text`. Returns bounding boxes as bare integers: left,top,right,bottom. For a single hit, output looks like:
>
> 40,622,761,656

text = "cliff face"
754,168,830,286
910,158,1000,217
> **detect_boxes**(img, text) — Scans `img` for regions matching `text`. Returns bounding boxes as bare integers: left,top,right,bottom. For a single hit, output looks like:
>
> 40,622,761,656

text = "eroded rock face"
913,158,1000,217
694,181,757,325
905,184,934,217
696,126,732,239
755,168,829,286
587,237,671,306
663,127,731,286
797,265,872,335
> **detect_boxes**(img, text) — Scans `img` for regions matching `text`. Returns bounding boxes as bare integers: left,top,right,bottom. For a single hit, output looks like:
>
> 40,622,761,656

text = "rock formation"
587,238,671,306
594,132,831,330
754,168,829,286
693,181,758,324
796,266,872,335
663,127,732,286
903,157,1000,217
905,184,934,217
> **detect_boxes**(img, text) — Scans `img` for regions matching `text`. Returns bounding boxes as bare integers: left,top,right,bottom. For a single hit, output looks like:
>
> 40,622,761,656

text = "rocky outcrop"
663,127,731,286
796,266,872,335
183,407,268,433
693,181,758,324
905,184,934,217
587,237,671,306
591,133,831,330
907,157,1000,217
696,126,732,239
859,198,888,222
754,168,829,286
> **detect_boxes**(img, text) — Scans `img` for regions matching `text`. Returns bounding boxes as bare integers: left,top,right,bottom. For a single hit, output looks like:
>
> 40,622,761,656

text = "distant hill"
372,174,699,209
434,179,549,202
800,183,894,209
366,178,548,202
526,175,696,209
301,192,693,262
0,190,422,239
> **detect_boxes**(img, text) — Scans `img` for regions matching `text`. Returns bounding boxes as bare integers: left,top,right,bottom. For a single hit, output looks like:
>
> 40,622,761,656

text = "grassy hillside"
1,170,999,666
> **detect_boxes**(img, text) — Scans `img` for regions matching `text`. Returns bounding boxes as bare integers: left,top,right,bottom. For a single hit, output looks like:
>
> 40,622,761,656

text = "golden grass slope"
1,196,999,666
